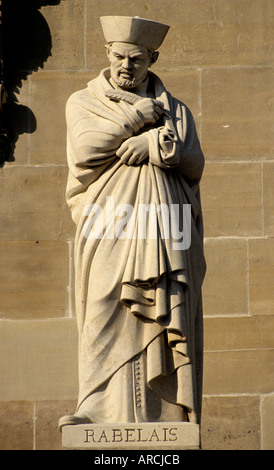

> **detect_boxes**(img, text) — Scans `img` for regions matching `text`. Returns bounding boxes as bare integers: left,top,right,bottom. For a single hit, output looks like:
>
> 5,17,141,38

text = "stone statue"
59,16,206,430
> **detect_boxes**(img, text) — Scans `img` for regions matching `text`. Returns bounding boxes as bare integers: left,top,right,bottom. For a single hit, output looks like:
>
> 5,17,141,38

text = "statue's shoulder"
65,87,95,123
66,86,91,108
164,87,188,112
66,74,101,108
165,89,194,120
150,71,191,116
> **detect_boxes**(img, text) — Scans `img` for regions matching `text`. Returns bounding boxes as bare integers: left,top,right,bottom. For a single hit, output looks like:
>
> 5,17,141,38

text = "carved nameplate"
61,422,200,450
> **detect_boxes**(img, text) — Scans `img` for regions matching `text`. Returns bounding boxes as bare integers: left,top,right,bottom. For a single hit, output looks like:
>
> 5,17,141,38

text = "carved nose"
122,57,131,70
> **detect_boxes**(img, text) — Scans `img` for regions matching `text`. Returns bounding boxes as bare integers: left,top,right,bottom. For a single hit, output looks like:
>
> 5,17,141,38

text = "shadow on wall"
1,0,61,166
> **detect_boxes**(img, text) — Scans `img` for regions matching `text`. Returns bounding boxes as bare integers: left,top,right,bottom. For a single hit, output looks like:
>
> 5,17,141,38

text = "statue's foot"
58,414,93,431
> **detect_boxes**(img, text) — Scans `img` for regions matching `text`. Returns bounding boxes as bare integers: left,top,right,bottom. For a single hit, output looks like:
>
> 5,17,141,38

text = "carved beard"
114,76,138,90
110,68,139,90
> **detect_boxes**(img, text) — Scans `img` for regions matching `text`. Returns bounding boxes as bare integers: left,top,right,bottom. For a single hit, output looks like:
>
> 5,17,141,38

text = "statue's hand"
133,98,164,124
116,134,149,165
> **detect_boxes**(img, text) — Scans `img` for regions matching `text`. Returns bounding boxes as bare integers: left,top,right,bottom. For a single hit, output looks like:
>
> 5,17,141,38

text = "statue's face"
107,42,156,89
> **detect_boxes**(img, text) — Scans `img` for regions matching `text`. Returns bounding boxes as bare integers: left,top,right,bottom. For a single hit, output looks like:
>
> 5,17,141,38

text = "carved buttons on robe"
133,354,143,410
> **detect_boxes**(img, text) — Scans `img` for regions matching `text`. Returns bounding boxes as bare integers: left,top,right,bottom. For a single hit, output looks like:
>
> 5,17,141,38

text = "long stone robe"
66,68,206,424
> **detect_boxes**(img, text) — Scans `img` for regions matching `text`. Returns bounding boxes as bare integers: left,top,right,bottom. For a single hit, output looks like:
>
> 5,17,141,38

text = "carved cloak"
66,68,206,424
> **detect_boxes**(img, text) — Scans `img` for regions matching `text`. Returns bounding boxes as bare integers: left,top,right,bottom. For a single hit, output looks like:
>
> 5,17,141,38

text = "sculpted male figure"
59,16,206,429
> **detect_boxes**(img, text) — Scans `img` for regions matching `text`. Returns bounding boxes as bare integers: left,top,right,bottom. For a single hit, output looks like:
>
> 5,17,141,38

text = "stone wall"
0,0,273,450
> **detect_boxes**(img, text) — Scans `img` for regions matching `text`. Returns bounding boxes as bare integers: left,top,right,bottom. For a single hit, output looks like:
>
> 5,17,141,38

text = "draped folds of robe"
66,68,206,424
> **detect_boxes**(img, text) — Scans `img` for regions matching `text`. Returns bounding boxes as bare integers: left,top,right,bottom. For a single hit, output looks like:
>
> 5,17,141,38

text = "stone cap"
100,16,170,50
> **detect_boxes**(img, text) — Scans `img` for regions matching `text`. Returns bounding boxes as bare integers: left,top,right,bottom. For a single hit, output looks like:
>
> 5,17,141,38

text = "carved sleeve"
146,100,204,184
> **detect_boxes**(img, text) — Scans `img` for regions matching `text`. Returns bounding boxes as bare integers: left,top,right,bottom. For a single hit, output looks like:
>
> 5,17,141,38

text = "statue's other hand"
116,134,149,165
133,98,164,124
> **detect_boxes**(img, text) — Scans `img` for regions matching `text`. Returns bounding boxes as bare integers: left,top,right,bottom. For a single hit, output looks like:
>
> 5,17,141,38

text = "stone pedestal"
61,422,200,450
